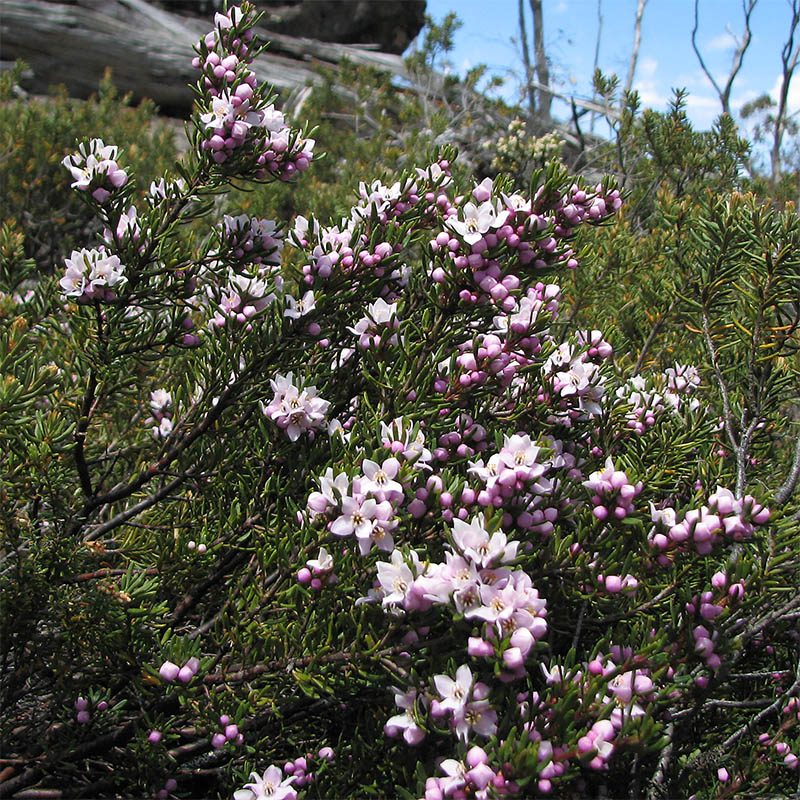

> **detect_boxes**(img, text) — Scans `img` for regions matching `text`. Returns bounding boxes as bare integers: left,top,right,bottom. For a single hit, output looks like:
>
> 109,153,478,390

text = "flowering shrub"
1,4,799,799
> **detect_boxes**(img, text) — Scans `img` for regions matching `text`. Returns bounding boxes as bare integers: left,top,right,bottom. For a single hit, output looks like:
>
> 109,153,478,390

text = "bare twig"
623,0,648,98
771,0,800,184
646,722,674,800
691,0,757,117
702,308,741,475
775,433,800,506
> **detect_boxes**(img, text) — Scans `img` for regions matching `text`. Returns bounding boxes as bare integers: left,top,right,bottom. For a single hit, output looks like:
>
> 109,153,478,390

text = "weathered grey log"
0,0,413,113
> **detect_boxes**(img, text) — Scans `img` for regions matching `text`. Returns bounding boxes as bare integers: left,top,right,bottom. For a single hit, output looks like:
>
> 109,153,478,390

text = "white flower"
201,94,235,129
306,546,333,574
149,389,172,413
262,372,330,441
434,664,473,715
445,201,497,245
376,549,414,606
284,290,316,319
153,417,173,439
60,248,127,299
233,765,296,800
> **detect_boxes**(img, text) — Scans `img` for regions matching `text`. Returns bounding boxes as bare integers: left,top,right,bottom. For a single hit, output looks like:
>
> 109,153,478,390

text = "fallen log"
0,0,410,113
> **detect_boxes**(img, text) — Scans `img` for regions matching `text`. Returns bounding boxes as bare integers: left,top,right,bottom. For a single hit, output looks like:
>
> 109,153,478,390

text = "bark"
529,0,551,120
518,0,537,119
623,0,648,97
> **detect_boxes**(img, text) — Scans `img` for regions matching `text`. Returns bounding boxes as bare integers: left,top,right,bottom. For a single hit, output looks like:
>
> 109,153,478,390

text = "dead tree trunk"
0,0,408,114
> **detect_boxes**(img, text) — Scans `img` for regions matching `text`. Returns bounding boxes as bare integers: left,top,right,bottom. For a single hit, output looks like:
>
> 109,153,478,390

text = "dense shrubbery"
1,5,798,800
0,64,178,273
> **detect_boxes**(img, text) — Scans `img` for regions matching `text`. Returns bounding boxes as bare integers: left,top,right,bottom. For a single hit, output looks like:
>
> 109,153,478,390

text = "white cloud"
706,31,737,52
768,71,800,115
633,57,669,108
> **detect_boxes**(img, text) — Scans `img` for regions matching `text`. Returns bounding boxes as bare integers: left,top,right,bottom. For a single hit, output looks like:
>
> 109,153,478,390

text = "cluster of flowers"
290,214,407,290
296,546,337,589
534,649,656,778
418,646,655,798
289,162,462,291
430,176,621,309
191,5,314,177
759,723,800,769
158,656,200,684
433,282,560,398
211,714,245,749
234,749,334,800
146,388,173,439
74,696,107,724
649,485,770,559
386,668,503,786
430,413,489,465
349,297,400,349
61,138,128,203
102,206,141,249
308,461,404,556
685,571,747,673
204,214,285,331
423,744,519,799
615,363,701,435
262,372,331,441
352,175,424,225
60,247,127,302
486,118,564,174
583,457,643,521
539,331,612,420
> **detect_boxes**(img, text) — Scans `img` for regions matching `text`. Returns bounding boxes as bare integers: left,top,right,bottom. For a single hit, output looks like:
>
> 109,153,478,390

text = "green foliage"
0,65,177,272
1,12,799,800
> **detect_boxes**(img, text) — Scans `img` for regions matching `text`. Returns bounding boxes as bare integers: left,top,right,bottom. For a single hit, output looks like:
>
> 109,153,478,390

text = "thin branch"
646,722,674,800
775,432,800,506
73,368,97,498
691,0,757,117
702,308,741,458
623,0,648,98
722,660,800,750
772,0,800,183
83,472,188,542
528,0,551,120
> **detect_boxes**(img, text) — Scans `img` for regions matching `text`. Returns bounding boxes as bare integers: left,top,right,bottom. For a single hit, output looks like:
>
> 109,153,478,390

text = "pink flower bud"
468,637,495,657
717,768,729,782
159,661,180,682
148,730,163,744
177,666,194,683
211,733,227,749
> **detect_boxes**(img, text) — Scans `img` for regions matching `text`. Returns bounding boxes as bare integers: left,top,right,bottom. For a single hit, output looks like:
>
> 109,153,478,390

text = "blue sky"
422,0,800,138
